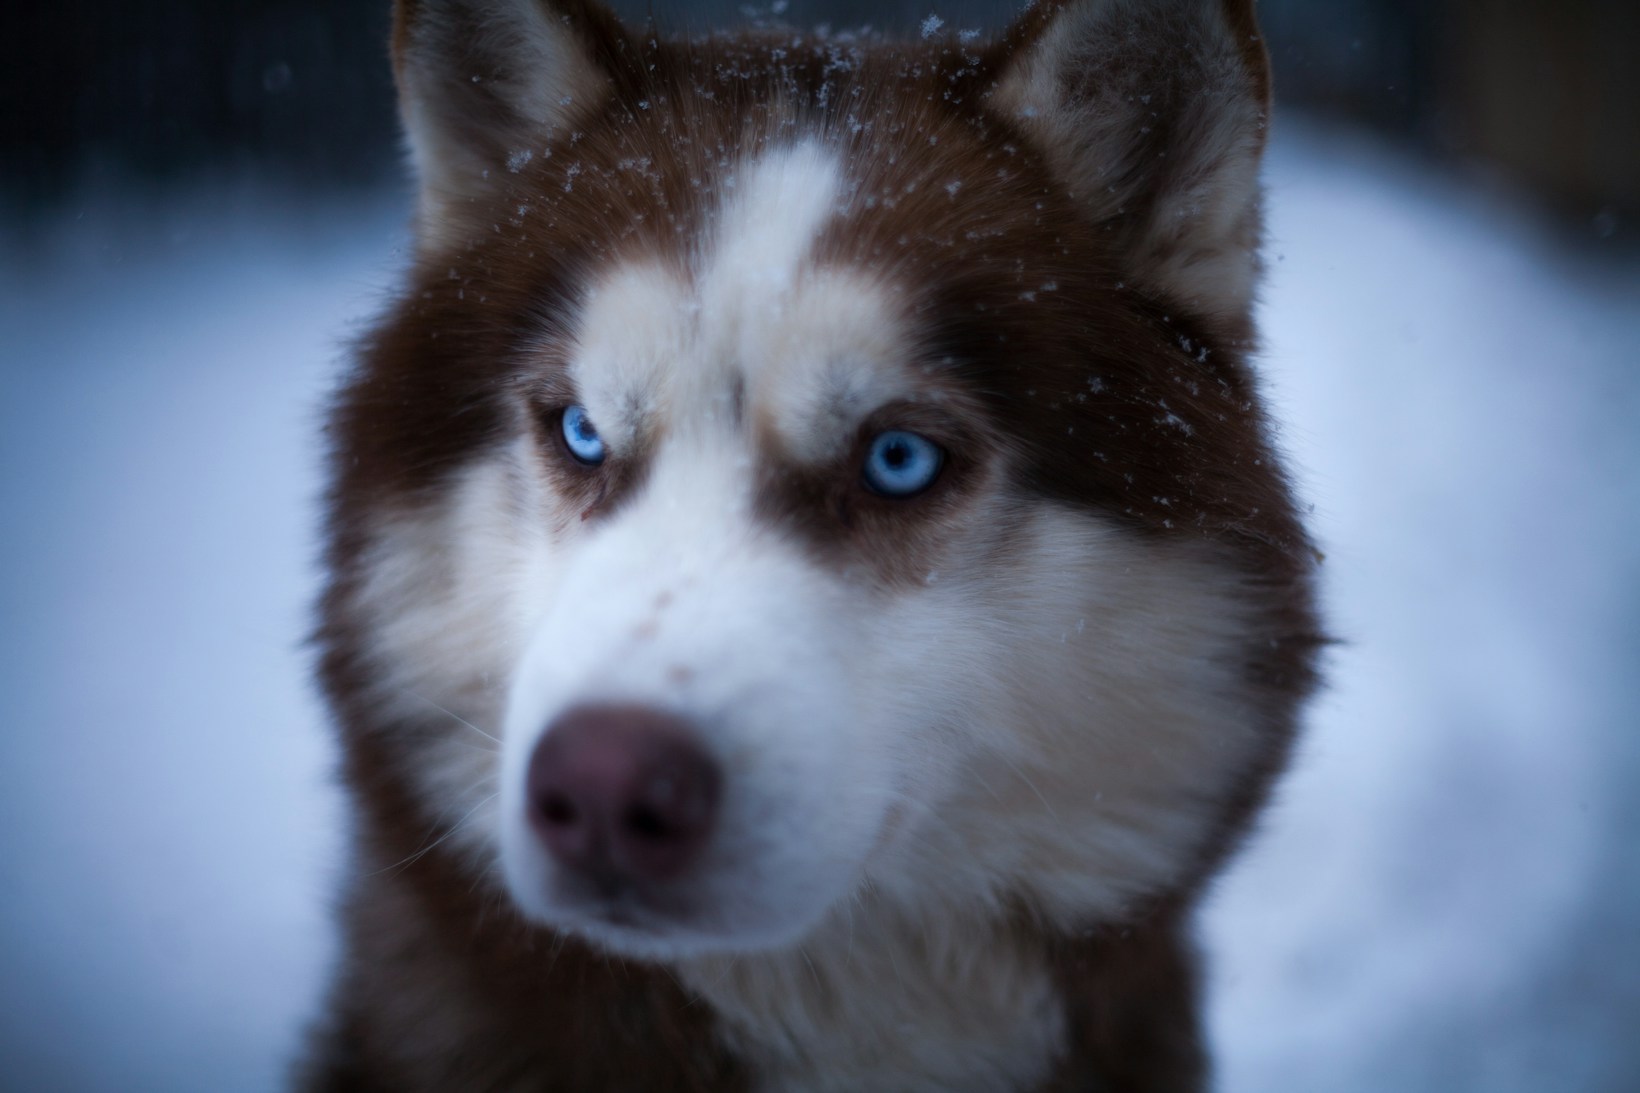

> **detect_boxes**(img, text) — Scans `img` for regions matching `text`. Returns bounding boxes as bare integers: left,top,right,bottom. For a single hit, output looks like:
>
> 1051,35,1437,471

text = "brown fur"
300,729,747,1092
303,1,1322,1089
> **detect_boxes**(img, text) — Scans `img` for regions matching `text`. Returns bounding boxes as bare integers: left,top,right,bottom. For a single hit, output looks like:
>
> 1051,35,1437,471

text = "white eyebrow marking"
702,140,842,315
567,141,914,460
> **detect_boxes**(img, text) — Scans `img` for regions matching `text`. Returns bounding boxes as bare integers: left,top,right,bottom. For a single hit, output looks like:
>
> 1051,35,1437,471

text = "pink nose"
526,706,720,887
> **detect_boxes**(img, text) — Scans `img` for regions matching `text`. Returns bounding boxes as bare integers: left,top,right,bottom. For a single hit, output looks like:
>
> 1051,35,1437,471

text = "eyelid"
854,401,967,451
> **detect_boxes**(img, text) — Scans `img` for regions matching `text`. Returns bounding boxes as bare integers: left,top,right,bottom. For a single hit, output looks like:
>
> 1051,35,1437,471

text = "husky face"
323,0,1320,969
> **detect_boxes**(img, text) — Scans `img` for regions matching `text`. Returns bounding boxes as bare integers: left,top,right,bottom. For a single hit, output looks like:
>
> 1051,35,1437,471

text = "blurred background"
7,0,1638,230
2,1,1637,1090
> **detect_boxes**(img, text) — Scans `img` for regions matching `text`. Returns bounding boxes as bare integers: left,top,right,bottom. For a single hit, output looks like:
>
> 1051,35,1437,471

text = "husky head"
321,0,1319,963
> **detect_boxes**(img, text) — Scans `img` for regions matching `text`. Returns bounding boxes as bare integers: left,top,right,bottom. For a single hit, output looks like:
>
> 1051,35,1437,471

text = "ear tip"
391,1,418,73
1217,0,1273,101
990,0,1274,326
392,0,624,232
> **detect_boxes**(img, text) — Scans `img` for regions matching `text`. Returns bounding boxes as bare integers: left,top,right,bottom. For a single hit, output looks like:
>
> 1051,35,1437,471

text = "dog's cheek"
338,445,561,865
887,505,1284,923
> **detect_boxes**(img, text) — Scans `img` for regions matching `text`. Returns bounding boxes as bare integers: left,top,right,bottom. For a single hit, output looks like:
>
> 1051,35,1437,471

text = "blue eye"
862,431,944,498
560,405,606,465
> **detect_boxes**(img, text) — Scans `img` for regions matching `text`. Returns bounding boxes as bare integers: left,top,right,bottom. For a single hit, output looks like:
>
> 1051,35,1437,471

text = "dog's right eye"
560,405,606,465
862,430,944,498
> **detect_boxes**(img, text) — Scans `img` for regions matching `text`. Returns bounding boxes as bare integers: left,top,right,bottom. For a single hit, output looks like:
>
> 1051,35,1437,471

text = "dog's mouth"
573,895,654,934
539,878,758,959
500,796,724,953
542,865,709,939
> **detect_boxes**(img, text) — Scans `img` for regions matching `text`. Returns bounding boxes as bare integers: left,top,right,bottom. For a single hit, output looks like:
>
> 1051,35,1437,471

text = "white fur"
703,141,843,318
498,424,896,956
498,145,931,955
568,140,902,457
350,435,554,866
683,905,1067,1092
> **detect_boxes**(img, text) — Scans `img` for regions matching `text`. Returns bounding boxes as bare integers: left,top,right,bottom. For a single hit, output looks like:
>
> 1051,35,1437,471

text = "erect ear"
391,0,627,241
989,0,1272,333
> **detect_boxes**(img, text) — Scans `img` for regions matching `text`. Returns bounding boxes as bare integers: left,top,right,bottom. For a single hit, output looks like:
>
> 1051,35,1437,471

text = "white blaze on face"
499,141,911,955
706,140,842,312
573,141,851,429
699,141,921,453
569,140,910,452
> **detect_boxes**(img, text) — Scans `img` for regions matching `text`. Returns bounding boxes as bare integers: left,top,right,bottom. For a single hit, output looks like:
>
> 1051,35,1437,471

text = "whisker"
970,769,1005,803
366,791,501,878
700,955,739,994
800,946,822,991
400,686,502,746
997,752,1059,823
442,737,504,757
544,929,569,978
844,897,857,966
427,770,503,830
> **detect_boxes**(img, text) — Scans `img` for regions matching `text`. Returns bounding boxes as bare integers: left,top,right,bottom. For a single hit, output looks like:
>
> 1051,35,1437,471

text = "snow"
0,194,403,1090
2,126,1637,1089
1203,125,1640,1089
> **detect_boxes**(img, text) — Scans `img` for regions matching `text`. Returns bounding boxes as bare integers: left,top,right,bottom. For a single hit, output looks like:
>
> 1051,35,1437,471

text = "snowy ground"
2,126,1637,1091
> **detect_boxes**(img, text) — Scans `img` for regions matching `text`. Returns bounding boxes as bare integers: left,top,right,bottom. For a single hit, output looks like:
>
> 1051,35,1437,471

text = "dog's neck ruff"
677,902,1066,1092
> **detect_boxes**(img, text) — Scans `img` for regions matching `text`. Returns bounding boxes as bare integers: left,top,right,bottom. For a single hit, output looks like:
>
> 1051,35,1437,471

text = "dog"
303,0,1323,1088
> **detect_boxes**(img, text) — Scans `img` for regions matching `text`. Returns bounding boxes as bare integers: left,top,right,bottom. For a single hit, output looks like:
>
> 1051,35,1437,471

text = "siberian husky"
304,0,1322,1088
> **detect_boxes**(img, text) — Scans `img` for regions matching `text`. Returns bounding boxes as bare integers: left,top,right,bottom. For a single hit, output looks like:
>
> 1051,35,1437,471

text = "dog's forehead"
567,141,921,461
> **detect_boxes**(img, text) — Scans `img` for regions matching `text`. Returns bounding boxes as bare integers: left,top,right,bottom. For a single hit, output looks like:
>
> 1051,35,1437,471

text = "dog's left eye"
560,405,606,465
862,431,944,498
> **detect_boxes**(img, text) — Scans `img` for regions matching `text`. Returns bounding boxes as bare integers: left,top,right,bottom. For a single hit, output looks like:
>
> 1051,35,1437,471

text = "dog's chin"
564,912,805,963
516,890,836,963
500,854,852,962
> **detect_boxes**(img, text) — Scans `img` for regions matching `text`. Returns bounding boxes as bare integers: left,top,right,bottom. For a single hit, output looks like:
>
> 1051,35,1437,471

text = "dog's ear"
392,0,627,241
989,0,1271,333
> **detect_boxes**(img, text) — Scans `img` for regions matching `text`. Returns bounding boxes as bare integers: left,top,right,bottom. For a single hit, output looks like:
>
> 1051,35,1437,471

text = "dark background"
5,0,1639,241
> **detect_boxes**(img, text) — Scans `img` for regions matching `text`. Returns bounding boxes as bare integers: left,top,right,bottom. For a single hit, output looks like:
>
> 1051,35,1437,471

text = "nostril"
525,705,720,886
538,793,578,828
623,803,670,840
